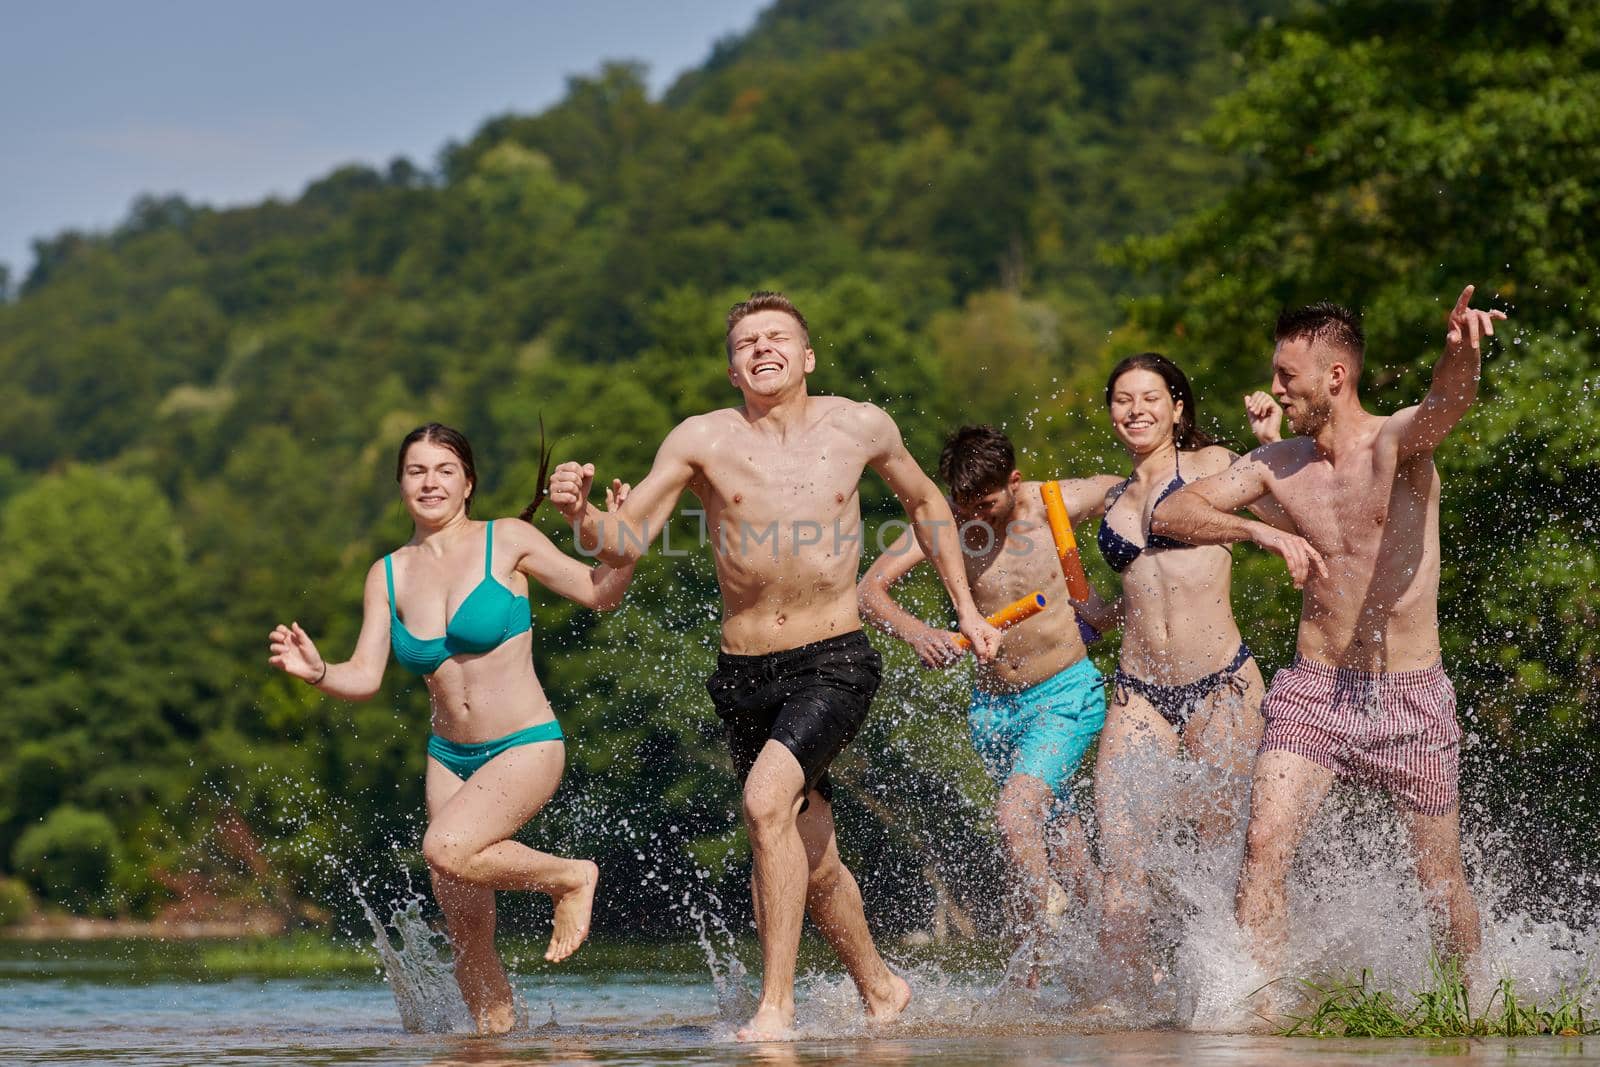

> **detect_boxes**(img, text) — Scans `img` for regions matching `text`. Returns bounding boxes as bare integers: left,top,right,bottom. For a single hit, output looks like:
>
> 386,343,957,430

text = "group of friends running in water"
268,283,1506,1038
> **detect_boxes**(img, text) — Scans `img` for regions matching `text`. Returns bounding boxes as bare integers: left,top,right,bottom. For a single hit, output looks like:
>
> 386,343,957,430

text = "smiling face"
1108,368,1182,455
399,439,473,525
727,309,816,400
1271,337,1337,435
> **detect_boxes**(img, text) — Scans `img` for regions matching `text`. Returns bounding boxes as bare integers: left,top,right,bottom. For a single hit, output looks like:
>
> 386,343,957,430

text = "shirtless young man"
1150,286,1506,982
547,291,1002,1041
858,425,1118,939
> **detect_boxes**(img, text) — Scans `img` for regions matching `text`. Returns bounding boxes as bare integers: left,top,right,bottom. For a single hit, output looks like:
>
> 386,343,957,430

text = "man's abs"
1297,563,1442,671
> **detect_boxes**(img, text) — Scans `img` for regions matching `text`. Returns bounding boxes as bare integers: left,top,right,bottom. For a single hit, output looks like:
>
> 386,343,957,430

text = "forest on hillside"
0,0,1595,935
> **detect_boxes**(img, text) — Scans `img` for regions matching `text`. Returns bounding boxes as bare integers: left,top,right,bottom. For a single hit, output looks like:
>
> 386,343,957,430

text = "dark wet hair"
397,423,478,515
1104,353,1218,451
1275,301,1365,378
938,425,1016,501
518,416,556,522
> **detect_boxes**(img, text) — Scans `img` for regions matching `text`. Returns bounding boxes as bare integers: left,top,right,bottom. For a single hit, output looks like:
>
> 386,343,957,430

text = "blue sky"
0,1,768,279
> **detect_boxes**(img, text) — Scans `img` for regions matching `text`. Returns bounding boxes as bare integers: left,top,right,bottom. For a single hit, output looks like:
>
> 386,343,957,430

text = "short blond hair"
725,291,810,357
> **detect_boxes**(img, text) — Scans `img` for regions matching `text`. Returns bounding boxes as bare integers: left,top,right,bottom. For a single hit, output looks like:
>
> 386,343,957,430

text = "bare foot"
544,860,598,962
736,1003,796,1042
864,971,912,1024
476,1000,518,1036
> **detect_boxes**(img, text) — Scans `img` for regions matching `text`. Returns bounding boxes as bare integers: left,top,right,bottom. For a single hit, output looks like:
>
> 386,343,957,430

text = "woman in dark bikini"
267,423,634,1034
1084,354,1286,995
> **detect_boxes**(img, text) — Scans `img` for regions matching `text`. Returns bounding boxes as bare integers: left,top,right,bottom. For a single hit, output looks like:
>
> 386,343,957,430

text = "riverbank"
3,913,288,941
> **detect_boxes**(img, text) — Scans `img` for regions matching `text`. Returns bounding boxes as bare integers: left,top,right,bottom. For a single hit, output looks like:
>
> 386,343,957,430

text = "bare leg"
1094,694,1180,991
430,871,517,1034
796,791,910,1022
1183,659,1266,851
1234,749,1335,978
1400,805,1481,967
422,743,598,972
1048,813,1096,910
737,741,811,1041
995,773,1057,931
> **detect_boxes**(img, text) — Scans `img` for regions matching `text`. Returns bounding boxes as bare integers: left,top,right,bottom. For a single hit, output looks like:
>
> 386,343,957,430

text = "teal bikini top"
386,520,532,675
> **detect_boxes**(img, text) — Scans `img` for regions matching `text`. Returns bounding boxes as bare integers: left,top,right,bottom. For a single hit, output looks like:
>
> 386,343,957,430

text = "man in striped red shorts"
1151,285,1507,984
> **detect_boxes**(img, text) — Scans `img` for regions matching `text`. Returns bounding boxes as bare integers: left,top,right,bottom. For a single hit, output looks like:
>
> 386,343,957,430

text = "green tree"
12,806,122,915
1116,0,1600,841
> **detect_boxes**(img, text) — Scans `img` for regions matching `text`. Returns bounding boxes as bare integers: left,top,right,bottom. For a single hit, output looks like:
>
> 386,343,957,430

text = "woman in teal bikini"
267,423,634,1034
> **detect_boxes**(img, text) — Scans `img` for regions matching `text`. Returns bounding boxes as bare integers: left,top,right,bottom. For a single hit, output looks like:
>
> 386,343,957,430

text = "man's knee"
1415,847,1471,904
1240,814,1297,881
997,773,1051,821
742,781,799,840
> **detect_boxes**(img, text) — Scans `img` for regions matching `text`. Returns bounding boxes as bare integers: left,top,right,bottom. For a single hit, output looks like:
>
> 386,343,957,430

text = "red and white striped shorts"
1259,657,1460,816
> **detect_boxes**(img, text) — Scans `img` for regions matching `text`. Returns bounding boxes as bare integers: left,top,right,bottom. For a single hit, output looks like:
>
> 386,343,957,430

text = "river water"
4,939,1599,1066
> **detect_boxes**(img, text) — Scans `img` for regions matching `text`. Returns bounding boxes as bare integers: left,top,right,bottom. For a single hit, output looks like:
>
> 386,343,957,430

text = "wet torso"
1104,447,1249,684
687,397,878,655
1260,418,1441,672
386,522,555,742
964,483,1088,692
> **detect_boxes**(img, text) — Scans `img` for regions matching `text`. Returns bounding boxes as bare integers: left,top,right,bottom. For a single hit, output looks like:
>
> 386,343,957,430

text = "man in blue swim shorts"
860,425,1121,936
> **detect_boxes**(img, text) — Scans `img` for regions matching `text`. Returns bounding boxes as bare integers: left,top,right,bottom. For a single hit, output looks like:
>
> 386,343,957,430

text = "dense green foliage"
0,0,1593,933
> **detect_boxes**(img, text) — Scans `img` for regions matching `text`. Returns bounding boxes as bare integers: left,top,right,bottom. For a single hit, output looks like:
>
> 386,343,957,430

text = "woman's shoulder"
1185,444,1238,477
488,515,541,539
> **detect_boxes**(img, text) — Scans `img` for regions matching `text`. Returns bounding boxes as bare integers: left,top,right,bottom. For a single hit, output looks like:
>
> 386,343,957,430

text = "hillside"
1,0,1595,929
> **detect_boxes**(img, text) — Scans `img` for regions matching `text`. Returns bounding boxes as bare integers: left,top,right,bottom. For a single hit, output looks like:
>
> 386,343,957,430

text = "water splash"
1005,741,1599,1032
353,881,478,1034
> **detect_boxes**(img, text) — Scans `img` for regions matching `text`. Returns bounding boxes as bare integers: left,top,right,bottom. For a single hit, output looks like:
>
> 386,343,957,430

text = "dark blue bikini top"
1096,454,1194,574
385,520,532,675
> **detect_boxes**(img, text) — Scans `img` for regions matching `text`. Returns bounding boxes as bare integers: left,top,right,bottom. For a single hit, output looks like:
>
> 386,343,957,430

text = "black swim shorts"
705,629,882,805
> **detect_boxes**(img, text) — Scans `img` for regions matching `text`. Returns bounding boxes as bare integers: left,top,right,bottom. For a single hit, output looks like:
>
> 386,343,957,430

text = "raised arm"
857,528,966,669
1390,284,1506,458
862,405,1002,661
1151,450,1327,588
507,482,637,611
267,559,392,701
1052,474,1123,522
547,421,700,568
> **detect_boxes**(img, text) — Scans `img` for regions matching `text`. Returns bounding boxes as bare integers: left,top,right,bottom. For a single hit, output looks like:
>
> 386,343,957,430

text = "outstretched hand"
548,461,596,522
1251,526,1328,589
1445,284,1508,355
268,622,325,683
1244,390,1284,444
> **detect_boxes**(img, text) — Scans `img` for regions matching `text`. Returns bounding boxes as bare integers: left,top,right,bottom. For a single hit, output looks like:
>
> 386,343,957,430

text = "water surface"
4,941,1597,1066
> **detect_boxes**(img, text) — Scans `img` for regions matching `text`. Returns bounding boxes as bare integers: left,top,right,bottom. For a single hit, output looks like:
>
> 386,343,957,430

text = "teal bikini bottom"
427,720,564,780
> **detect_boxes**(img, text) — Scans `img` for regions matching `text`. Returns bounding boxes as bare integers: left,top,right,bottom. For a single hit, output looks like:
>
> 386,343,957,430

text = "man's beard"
1289,394,1333,435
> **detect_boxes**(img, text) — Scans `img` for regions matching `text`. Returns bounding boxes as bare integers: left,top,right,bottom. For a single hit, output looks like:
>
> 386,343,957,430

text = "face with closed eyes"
399,439,473,524
1108,368,1182,455
727,309,816,400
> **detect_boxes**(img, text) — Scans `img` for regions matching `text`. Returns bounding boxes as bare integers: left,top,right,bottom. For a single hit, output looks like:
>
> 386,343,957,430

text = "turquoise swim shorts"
968,656,1105,810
